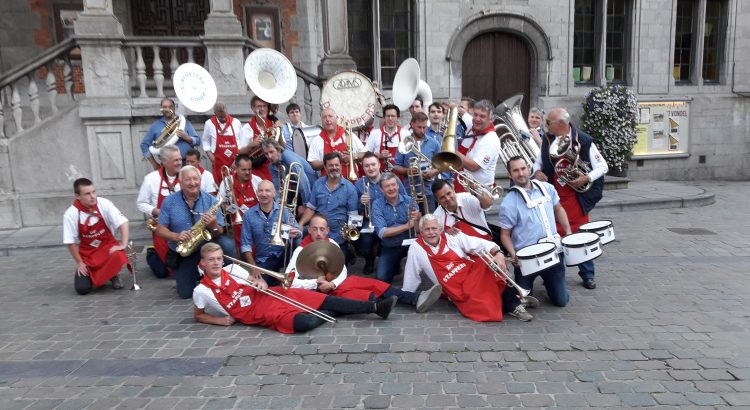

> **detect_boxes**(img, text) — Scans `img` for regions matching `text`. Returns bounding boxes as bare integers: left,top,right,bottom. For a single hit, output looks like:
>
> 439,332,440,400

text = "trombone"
475,250,533,302
270,162,303,246
222,257,336,324
398,135,435,181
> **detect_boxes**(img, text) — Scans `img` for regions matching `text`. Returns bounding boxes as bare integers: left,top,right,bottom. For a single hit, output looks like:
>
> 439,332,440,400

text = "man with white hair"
155,165,237,299
453,99,501,194
308,107,366,178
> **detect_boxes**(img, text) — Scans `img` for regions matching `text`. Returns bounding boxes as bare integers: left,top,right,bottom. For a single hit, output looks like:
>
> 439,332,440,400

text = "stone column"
318,0,356,78
203,0,249,111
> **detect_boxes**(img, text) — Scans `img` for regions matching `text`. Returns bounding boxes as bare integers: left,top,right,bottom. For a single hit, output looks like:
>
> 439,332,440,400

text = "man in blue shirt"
241,180,300,283
299,152,359,263
393,112,440,212
155,165,237,298
499,156,572,307
140,98,200,170
371,173,421,283
262,138,315,217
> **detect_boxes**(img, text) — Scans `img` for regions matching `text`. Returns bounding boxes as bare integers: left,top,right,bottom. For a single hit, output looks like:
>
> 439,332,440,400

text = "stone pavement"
1,181,749,409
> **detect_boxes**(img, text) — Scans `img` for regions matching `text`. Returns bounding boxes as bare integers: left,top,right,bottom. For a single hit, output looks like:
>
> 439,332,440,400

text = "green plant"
580,85,638,174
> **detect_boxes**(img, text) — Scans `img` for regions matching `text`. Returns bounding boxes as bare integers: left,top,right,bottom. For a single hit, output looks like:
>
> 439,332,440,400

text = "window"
702,0,726,83
347,0,415,88
573,0,631,85
673,0,695,82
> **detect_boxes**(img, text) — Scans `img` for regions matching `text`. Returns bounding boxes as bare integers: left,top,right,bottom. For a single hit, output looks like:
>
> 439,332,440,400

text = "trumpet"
455,169,504,200
343,118,359,182
476,250,531,300
363,181,374,232
126,241,141,291
222,258,336,323
221,165,243,226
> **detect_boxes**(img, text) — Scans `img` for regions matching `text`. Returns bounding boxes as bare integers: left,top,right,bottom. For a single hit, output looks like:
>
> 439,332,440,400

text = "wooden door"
461,32,531,117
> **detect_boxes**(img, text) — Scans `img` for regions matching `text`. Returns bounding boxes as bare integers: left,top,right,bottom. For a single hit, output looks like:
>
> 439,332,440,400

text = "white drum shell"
516,242,559,276
579,220,616,245
320,71,378,128
562,232,602,266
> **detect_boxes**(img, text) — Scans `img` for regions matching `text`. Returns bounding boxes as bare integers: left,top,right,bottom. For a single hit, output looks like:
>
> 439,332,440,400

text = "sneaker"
111,275,124,289
375,295,398,319
508,305,533,322
416,284,442,313
582,278,597,289
521,296,540,309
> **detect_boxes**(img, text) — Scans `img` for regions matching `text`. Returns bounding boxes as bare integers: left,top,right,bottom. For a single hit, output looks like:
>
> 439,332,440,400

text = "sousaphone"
392,58,433,112
244,48,297,105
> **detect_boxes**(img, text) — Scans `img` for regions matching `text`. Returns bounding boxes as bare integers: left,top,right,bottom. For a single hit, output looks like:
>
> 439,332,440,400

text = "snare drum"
561,232,602,266
579,220,615,245
516,242,560,276
320,71,378,128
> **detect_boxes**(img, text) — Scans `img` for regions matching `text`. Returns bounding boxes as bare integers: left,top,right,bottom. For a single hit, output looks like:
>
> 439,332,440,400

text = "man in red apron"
192,243,399,333
218,154,262,250
307,107,365,180
240,96,276,181
201,102,244,186
285,214,442,313
64,178,130,295
365,104,411,172
402,214,535,322
454,100,501,194
137,145,182,278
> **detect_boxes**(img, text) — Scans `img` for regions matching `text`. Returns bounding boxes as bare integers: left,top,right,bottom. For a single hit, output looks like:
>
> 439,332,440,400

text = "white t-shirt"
307,132,366,163
192,264,250,317
63,197,128,244
402,232,494,292
137,170,181,216
432,192,490,232
285,238,348,290
201,117,246,153
460,130,501,186
365,126,411,155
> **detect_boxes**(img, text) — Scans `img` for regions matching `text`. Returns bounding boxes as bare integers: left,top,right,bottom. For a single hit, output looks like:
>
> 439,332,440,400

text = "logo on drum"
332,78,362,90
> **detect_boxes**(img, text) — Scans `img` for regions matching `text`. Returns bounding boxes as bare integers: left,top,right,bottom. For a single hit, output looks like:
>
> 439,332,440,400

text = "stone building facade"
0,0,748,228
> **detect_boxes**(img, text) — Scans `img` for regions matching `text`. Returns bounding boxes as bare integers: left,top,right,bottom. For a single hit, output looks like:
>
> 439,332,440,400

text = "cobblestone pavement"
0,181,748,409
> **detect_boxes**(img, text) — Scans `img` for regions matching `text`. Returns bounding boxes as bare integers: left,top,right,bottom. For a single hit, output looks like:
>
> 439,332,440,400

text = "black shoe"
375,296,398,319
582,279,597,289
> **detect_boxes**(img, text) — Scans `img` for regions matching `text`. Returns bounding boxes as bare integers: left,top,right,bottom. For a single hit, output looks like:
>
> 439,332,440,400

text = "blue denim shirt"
140,117,199,160
306,177,359,244
371,193,413,248
498,181,560,250
354,176,407,224
158,191,225,250
269,151,314,206
240,202,299,261
395,137,440,200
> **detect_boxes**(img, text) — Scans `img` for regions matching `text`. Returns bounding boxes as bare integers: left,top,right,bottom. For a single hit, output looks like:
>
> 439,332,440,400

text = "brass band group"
63,51,616,334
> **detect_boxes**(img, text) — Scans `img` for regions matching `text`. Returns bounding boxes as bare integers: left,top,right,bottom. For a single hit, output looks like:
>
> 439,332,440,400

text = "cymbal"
295,241,345,280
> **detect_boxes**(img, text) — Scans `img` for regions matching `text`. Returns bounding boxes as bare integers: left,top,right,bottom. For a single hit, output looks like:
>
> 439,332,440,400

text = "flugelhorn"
126,241,141,291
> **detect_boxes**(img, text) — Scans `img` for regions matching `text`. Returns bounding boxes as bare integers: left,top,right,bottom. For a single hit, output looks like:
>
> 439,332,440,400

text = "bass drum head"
320,70,377,128
173,63,217,113
244,48,297,105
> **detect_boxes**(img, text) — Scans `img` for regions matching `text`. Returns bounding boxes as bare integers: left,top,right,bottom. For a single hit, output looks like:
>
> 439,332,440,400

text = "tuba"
175,197,223,257
494,94,539,168
550,134,593,193
148,109,186,156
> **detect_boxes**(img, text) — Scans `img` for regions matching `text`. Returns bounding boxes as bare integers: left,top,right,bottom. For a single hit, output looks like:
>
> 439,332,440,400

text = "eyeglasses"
545,119,561,126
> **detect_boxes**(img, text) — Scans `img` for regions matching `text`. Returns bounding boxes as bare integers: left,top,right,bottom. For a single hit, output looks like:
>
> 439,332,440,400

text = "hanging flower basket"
580,85,638,176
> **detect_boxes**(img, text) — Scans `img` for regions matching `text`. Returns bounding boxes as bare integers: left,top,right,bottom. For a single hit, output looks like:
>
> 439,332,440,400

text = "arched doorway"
461,31,531,116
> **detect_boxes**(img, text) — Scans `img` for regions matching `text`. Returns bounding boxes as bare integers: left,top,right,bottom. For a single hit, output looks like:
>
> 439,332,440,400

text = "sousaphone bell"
244,48,297,105
392,58,433,111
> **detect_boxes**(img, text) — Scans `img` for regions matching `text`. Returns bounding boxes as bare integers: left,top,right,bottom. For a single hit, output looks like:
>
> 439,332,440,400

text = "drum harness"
510,180,561,251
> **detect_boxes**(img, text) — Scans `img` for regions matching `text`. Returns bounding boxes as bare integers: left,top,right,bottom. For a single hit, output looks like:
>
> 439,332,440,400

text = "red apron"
443,207,491,241
201,269,326,334
455,125,494,194
377,125,402,172
74,200,128,288
417,234,506,322
553,178,588,234
153,168,179,265
230,174,259,247
320,126,360,178
248,116,273,181
211,115,238,185
355,126,372,145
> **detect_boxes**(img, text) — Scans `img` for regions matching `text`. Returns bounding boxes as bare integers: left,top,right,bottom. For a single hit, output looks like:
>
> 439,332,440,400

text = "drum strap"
511,181,555,241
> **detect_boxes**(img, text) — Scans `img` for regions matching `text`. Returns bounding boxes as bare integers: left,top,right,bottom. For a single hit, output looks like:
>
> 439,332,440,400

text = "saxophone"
176,196,224,257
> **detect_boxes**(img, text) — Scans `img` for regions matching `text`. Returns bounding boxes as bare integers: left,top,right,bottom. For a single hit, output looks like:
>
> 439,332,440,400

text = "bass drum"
320,71,378,128
290,126,322,159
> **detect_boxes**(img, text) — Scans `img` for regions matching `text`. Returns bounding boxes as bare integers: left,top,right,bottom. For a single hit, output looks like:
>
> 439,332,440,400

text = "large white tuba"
244,48,297,105
494,93,539,167
392,58,433,112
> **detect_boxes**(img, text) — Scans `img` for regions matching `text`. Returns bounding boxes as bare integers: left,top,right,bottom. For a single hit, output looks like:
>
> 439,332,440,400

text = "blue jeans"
257,253,285,286
146,249,168,279
354,232,379,266
376,245,409,284
381,286,419,305
513,261,569,307
173,235,238,299
578,259,595,280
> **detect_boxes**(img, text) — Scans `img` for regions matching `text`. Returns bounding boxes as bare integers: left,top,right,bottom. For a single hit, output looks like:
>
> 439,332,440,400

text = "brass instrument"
550,135,593,193
341,223,361,241
343,118,359,182
408,157,430,216
175,197,223,257
126,241,141,291
455,169,504,200
222,258,335,323
146,216,158,232
398,135,435,181
494,94,539,168
476,250,534,302
362,181,374,232
270,162,303,246
221,165,243,225
148,109,186,156
223,255,293,289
